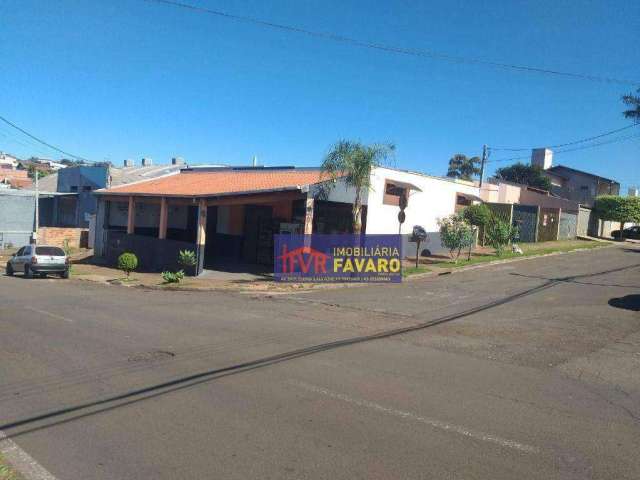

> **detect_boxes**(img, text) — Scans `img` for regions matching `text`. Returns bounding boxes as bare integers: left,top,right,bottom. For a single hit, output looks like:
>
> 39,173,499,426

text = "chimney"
252,155,258,167
531,148,553,170
141,157,153,167
172,157,185,166
123,159,134,167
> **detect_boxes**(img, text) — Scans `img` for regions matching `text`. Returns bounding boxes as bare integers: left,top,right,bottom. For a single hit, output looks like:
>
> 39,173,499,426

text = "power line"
144,0,640,86
487,131,640,163
490,124,640,152
0,115,91,162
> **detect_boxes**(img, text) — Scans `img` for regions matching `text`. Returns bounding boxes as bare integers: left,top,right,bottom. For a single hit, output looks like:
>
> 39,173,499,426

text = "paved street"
1,245,639,479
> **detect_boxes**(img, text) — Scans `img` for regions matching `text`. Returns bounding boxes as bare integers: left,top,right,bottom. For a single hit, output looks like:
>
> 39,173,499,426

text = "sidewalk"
0,239,615,295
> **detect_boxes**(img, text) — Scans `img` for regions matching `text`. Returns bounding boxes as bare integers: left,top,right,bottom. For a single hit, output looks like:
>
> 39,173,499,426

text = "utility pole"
479,144,488,188
34,167,39,244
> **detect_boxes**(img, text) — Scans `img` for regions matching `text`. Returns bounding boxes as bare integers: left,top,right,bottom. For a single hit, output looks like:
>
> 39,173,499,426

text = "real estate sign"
274,234,402,283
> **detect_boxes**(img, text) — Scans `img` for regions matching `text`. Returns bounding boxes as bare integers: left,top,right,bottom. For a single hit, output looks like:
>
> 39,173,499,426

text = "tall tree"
446,154,481,181
494,162,552,191
321,140,394,234
622,88,640,122
594,195,640,238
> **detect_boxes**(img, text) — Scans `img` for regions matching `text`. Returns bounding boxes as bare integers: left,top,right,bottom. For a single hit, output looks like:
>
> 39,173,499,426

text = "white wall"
366,167,480,255
310,178,366,205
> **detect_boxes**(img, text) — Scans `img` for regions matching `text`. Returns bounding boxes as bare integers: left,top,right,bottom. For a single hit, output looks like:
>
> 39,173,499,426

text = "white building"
317,166,481,256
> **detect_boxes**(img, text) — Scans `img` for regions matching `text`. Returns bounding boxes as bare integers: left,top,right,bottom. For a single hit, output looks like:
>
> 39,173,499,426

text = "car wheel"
6,263,13,276
61,270,69,279
24,265,33,278
39,272,47,278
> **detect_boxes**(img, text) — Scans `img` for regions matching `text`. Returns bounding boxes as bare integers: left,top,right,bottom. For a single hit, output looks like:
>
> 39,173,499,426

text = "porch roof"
95,168,330,198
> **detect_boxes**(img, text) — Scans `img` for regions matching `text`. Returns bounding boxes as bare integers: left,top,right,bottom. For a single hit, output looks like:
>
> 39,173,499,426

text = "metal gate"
512,205,538,243
559,211,578,240
537,207,560,242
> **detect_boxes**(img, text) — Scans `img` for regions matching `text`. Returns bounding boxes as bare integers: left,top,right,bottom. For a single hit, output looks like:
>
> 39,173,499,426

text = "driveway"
0,244,638,479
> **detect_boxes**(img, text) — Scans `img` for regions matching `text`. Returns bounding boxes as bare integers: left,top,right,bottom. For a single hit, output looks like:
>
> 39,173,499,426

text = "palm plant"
321,140,395,234
446,154,481,181
622,88,640,122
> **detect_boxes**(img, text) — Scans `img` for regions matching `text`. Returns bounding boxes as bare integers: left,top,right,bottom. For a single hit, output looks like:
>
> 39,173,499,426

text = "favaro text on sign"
274,234,402,283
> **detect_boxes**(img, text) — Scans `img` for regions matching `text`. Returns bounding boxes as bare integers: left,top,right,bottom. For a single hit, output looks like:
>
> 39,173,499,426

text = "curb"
404,243,616,280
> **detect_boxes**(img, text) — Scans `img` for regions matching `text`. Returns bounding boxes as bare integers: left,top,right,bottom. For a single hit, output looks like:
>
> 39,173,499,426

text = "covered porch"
96,190,359,275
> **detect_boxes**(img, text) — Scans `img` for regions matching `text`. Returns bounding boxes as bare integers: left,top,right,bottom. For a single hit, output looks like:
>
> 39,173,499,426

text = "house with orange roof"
93,164,481,274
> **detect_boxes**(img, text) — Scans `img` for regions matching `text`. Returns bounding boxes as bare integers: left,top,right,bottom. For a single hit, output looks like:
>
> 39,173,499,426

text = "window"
70,186,78,192
383,181,407,206
82,186,92,192
16,247,25,256
35,246,65,256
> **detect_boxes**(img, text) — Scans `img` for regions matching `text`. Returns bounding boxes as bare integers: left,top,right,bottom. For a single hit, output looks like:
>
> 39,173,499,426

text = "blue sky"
1,0,638,190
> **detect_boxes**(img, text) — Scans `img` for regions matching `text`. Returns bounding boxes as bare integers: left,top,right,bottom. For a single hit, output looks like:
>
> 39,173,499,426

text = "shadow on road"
2,262,639,441
608,295,640,312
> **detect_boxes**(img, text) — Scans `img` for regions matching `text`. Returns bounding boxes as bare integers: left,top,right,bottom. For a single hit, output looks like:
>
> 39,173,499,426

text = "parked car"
611,226,640,240
5,245,69,278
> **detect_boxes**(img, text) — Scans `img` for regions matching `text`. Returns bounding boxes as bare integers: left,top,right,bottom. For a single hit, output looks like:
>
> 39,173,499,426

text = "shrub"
463,203,492,227
162,270,184,283
485,220,517,256
438,214,474,263
178,249,197,268
117,252,138,278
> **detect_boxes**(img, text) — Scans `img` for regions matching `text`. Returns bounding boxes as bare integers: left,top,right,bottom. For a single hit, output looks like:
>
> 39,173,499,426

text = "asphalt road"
0,245,639,479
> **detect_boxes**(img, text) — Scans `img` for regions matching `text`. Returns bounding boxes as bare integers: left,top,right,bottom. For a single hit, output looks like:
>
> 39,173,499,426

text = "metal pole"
479,144,488,188
34,167,39,244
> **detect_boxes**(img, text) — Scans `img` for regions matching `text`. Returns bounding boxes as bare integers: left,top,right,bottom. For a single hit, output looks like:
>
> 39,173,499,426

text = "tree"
27,165,50,180
462,203,492,260
495,163,552,191
437,213,474,263
321,140,395,234
622,88,640,122
446,154,481,181
593,195,640,239
463,203,492,228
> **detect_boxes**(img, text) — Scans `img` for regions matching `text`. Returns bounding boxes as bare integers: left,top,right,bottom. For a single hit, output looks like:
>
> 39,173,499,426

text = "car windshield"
35,246,66,256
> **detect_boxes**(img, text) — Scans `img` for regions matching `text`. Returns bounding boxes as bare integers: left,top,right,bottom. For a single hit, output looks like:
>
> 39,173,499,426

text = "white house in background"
0,152,19,168
315,166,482,256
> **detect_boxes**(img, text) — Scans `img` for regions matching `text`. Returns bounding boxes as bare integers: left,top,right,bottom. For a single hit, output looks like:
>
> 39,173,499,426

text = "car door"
12,247,25,270
21,246,32,270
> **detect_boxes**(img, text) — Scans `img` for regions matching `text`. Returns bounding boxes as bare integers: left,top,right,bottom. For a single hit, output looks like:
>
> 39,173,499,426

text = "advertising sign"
274,234,402,283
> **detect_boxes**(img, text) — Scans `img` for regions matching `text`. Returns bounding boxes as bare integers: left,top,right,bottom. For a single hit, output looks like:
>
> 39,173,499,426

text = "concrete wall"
0,190,35,248
366,167,480,256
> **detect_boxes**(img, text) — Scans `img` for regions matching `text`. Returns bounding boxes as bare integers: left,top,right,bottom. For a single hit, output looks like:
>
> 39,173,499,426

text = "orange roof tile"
98,168,330,197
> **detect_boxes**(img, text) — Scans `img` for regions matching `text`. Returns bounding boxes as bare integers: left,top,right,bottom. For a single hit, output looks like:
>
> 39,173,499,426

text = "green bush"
162,270,184,283
117,252,138,278
438,213,474,263
463,203,492,227
485,220,517,256
178,249,197,268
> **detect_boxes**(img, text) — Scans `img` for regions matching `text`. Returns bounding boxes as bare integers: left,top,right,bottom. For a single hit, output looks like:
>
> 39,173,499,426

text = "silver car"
6,245,70,278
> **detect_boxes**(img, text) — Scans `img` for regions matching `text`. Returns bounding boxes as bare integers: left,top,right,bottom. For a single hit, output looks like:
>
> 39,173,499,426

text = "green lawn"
0,454,22,480
402,266,431,277
432,239,610,269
